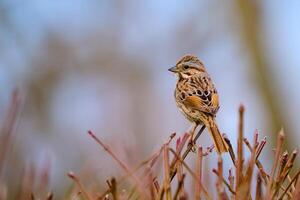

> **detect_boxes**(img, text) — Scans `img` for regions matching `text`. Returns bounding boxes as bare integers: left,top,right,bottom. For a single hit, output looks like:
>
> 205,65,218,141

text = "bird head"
168,55,205,79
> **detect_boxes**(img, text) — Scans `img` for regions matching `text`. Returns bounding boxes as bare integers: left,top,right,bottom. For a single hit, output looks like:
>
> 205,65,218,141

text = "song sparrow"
169,55,228,154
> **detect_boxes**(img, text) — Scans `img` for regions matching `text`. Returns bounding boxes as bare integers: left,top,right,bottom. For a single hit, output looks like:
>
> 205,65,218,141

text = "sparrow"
169,55,228,154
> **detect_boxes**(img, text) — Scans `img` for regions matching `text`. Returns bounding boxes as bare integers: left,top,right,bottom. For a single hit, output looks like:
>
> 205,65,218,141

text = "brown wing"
178,73,219,115
182,93,219,115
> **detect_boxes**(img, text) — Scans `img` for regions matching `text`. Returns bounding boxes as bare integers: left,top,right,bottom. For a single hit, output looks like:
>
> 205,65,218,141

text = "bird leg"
188,123,198,152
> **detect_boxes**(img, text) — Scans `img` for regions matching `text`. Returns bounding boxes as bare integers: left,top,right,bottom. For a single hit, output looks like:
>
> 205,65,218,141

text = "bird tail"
204,116,228,154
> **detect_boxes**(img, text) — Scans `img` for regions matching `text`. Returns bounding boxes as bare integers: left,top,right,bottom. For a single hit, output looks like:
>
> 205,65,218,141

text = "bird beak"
168,66,178,73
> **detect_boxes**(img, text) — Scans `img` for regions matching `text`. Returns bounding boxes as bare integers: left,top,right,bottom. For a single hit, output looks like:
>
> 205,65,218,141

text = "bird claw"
188,139,197,152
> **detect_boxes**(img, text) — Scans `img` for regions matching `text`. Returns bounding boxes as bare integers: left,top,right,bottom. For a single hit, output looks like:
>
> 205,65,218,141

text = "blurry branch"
38,105,300,199
96,132,176,199
169,125,206,181
0,90,21,176
18,163,36,200
235,0,290,148
68,172,92,200
87,130,150,199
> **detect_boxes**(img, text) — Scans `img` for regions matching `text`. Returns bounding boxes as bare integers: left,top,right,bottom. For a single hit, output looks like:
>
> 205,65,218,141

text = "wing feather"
176,73,220,115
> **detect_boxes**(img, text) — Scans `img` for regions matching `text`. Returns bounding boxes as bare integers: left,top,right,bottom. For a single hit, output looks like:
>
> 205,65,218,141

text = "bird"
169,55,228,154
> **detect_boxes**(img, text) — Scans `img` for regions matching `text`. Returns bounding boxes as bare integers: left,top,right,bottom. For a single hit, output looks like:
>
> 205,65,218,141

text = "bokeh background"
1,0,300,198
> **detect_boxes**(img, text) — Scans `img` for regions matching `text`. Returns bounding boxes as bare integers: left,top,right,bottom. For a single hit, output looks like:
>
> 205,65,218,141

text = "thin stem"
212,169,236,195
170,125,206,181
88,130,149,199
169,148,212,200
67,172,92,200
278,168,300,200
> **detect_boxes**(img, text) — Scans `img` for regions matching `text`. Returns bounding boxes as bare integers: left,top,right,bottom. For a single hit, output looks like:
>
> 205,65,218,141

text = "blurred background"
1,0,300,198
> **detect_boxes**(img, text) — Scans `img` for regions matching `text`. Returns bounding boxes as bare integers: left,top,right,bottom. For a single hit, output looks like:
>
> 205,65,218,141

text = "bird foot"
188,139,197,153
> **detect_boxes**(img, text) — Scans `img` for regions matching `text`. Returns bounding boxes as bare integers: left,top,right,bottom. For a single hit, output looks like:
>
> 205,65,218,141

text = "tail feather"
204,116,228,154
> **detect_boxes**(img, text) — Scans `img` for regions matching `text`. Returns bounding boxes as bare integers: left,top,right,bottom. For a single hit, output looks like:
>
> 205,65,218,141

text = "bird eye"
183,65,189,69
